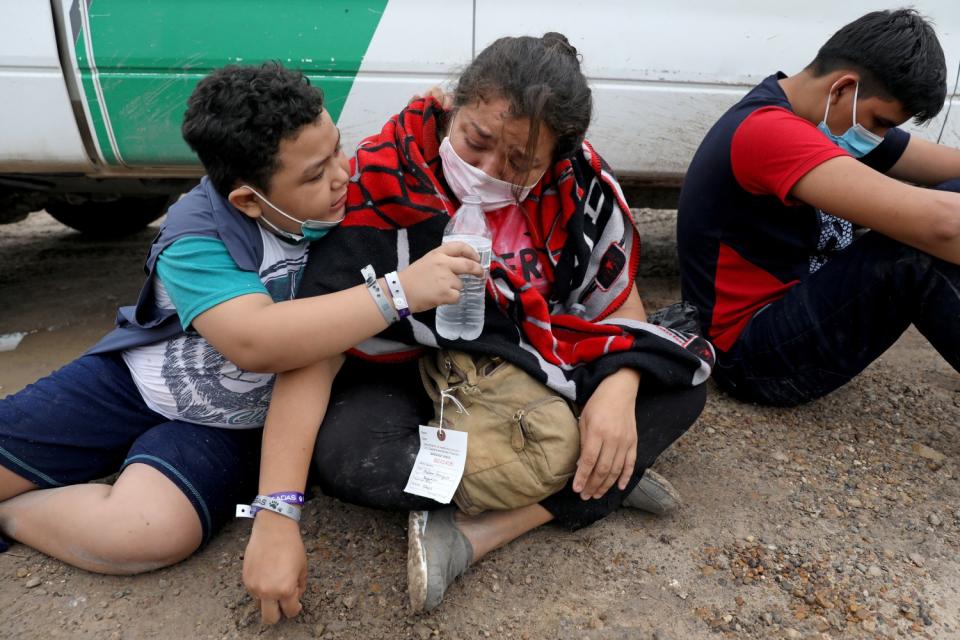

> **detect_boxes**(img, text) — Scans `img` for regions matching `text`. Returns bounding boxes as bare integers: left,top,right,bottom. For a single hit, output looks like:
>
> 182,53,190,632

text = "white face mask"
438,137,542,211
241,185,344,243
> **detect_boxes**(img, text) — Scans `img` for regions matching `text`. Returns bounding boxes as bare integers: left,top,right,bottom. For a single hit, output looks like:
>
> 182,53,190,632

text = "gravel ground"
0,210,957,640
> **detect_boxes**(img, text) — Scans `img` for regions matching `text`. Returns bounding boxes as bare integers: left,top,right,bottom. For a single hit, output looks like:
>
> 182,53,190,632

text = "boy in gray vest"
0,63,480,579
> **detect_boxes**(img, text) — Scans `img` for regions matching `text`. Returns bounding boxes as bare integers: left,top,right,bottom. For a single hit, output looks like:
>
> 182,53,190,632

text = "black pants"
715,183,960,407
313,358,706,530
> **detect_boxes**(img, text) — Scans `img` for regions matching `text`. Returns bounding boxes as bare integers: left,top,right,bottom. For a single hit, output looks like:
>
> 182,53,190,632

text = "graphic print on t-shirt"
810,209,854,273
161,335,274,425
124,228,309,428
485,204,557,296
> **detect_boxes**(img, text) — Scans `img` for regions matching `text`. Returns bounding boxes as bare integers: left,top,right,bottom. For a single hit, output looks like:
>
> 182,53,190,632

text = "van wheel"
46,195,173,237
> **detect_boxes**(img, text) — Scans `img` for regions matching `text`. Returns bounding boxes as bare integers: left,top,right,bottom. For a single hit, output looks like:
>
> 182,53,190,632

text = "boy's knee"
88,493,202,574
862,233,935,277
0,465,39,502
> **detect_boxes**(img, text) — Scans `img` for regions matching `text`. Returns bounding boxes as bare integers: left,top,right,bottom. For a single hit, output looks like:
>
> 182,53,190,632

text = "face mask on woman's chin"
439,137,544,211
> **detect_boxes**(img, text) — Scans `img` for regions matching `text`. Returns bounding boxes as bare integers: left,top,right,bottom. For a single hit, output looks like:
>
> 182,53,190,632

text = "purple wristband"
269,491,305,505
249,491,304,516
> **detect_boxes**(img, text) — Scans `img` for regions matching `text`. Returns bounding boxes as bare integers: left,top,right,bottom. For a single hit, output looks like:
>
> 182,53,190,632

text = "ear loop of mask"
822,81,883,144
241,185,345,242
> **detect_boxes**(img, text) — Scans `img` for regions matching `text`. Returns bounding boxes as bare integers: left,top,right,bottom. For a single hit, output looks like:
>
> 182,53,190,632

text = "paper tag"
403,425,468,504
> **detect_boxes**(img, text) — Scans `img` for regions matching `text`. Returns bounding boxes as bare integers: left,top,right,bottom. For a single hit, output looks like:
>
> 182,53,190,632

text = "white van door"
476,1,960,183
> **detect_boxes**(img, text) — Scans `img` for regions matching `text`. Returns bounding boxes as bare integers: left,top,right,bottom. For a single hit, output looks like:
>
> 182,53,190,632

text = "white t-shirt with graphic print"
122,228,309,428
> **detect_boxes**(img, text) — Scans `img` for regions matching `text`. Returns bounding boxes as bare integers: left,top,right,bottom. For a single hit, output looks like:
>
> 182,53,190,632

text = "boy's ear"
829,73,859,104
228,186,263,219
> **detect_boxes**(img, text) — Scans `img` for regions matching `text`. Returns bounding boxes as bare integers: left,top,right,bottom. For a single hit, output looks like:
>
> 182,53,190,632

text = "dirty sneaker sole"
407,511,429,612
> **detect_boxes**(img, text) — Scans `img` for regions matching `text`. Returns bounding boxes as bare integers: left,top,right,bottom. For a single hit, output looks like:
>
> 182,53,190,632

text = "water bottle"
435,194,492,340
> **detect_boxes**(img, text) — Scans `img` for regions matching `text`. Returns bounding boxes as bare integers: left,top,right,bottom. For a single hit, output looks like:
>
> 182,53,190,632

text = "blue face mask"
241,185,344,243
817,81,884,158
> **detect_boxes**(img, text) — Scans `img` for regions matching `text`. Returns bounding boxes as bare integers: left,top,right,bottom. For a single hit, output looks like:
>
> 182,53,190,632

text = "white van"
1,1,957,233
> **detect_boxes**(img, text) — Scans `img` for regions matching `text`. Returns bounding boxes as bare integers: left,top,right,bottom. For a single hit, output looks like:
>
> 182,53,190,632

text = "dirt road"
0,211,958,640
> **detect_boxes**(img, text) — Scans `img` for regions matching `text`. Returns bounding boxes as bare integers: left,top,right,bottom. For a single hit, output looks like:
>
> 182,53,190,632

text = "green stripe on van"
74,0,388,166
74,28,118,165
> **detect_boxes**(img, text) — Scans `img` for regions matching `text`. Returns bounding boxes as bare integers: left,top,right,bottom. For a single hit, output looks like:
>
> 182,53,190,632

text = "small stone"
862,618,877,632
908,553,925,567
314,623,326,636
783,629,801,639
668,579,688,600
772,451,790,463
911,443,946,462
589,617,603,629
15,568,28,579
341,595,356,609
928,513,942,527
867,565,883,578
24,577,41,589
413,623,433,640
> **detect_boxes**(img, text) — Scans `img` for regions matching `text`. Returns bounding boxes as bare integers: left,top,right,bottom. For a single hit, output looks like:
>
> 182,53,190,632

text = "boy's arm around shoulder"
191,241,483,373
192,287,386,373
243,355,344,625
791,155,960,264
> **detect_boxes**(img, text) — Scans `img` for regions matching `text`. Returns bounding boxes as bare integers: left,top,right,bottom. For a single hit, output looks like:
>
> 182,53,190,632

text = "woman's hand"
409,85,453,109
572,368,641,500
243,510,307,625
399,242,483,313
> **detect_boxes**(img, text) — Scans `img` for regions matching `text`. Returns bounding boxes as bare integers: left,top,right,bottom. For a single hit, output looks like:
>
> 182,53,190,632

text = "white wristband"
384,271,411,319
235,495,302,522
361,265,399,324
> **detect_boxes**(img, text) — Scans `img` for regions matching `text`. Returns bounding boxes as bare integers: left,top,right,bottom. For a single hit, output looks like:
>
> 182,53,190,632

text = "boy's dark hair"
182,62,324,196
453,33,592,169
808,8,946,123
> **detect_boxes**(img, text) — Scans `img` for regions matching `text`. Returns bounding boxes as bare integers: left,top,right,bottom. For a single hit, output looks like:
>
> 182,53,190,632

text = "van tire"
46,195,172,237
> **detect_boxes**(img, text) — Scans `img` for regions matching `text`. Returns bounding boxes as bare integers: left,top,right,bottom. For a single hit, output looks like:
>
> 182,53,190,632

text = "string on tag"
437,387,468,440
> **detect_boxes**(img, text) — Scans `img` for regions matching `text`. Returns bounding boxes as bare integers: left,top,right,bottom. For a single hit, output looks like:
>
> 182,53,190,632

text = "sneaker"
621,469,682,515
407,508,474,613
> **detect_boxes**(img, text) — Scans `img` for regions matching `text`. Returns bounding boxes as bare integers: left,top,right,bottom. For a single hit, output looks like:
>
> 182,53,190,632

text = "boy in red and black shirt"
678,9,960,406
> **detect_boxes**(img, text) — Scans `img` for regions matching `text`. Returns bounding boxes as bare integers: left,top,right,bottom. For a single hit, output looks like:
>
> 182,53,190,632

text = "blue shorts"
0,353,262,543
